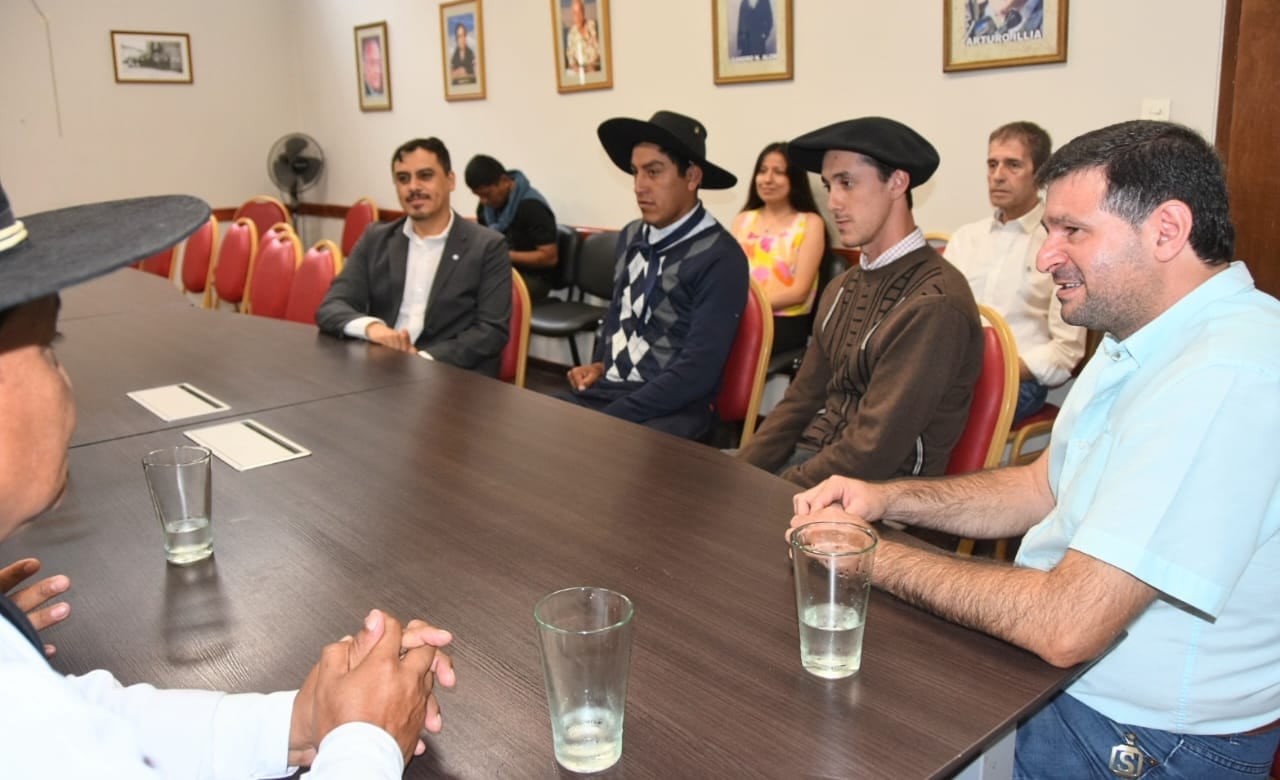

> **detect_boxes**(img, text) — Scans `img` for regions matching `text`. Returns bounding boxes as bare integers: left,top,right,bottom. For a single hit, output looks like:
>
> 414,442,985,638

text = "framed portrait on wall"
441,0,486,101
550,0,613,93
943,0,1068,72
110,31,194,84
354,21,392,111
712,0,793,85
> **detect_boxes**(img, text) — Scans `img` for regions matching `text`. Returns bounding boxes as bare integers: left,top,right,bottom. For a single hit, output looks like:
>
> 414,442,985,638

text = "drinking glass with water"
142,445,214,565
534,586,634,773
791,522,876,679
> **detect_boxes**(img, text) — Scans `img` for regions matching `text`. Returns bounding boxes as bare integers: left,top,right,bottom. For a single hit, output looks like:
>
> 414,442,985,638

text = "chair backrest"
138,245,177,279
180,215,219,307
341,197,379,256
575,230,621,300
233,195,290,240
715,279,774,447
550,224,579,291
500,271,533,387
245,226,303,319
284,240,344,325
212,218,260,308
946,305,1019,475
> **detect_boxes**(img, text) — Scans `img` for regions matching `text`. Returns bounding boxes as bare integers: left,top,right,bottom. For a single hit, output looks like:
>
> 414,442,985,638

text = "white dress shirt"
946,201,1085,386
0,619,404,778
344,213,454,359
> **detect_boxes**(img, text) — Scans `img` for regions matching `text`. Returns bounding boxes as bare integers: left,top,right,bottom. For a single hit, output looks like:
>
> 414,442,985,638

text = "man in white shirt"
0,181,456,777
317,137,512,377
945,121,1085,421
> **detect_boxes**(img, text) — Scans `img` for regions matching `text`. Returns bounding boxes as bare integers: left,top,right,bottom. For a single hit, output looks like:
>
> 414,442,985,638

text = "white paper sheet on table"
127,383,230,421
184,419,311,471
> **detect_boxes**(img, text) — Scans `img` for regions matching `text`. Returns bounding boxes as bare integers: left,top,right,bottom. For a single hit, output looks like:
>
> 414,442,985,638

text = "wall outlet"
1141,98,1171,121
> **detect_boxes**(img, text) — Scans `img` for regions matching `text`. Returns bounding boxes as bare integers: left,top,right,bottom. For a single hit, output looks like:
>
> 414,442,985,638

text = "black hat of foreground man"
597,110,738,190
0,180,209,311
788,117,940,188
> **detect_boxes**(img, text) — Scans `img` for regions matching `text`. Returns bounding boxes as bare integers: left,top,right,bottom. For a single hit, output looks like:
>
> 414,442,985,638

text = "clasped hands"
290,608,457,767
365,322,417,354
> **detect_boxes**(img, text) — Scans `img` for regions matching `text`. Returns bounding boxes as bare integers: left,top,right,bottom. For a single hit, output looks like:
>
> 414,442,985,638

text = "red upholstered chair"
245,226,303,319
233,195,290,240
1271,743,1279,780
179,215,219,308
284,239,344,325
210,218,259,310
951,306,1019,559
715,279,774,448
341,197,379,257
499,271,532,387
138,245,177,279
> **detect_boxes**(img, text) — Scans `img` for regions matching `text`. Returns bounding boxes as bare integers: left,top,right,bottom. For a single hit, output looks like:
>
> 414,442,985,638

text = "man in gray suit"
317,137,511,376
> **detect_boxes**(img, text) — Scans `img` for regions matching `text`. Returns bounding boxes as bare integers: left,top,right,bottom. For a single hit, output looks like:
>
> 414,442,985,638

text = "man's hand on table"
0,557,71,657
365,322,416,354
289,609,456,767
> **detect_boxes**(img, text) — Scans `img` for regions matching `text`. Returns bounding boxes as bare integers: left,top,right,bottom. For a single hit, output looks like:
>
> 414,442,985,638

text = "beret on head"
0,179,209,312
788,117,940,188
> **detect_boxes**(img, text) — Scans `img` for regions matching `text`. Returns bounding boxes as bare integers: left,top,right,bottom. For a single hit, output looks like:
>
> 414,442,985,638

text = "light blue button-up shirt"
1016,262,1280,734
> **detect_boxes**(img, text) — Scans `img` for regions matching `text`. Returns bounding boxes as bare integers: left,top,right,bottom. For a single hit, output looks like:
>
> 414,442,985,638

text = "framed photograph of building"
110,31,193,84
943,0,1068,72
441,0,486,101
354,21,392,112
550,0,613,93
712,0,793,85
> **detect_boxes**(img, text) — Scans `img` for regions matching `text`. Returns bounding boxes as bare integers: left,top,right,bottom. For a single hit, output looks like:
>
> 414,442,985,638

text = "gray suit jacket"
316,212,512,376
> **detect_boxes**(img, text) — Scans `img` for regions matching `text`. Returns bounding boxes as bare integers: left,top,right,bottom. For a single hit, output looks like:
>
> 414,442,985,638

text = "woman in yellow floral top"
730,142,828,355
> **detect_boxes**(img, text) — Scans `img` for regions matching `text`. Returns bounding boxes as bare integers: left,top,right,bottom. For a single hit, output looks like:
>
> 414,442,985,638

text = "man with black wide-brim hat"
0,183,454,776
560,110,748,440
738,116,984,487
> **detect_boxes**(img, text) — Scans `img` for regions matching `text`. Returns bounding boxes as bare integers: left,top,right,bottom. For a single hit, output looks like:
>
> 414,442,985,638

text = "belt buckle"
1108,732,1159,778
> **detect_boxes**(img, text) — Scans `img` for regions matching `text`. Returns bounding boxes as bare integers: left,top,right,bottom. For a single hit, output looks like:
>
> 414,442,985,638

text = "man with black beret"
560,110,749,440
739,116,984,487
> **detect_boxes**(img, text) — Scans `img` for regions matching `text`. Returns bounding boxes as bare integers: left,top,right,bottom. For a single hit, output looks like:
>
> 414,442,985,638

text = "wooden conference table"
3,270,1078,778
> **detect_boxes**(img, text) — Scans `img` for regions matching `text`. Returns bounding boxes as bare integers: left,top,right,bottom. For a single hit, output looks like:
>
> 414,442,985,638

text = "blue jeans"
1015,378,1050,423
1015,693,1280,779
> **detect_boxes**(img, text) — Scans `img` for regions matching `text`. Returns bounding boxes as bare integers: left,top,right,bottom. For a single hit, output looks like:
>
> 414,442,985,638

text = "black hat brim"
597,117,738,190
0,195,210,311
788,117,940,188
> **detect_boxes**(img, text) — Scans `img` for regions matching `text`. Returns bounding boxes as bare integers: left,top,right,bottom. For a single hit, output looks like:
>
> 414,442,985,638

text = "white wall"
0,0,300,214
3,0,1226,237
295,0,1227,237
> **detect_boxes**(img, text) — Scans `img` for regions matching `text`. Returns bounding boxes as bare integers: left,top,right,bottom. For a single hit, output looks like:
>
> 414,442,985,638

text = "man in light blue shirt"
790,120,1280,778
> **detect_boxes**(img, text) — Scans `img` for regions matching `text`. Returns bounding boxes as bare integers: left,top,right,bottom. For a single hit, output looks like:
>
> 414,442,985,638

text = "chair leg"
568,336,581,366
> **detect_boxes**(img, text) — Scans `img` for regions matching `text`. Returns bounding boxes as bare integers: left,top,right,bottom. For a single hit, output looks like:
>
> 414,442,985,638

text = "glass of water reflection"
534,586,634,773
142,445,214,565
791,522,877,679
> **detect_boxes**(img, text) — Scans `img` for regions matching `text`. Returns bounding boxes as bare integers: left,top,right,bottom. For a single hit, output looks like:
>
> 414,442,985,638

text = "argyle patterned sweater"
580,217,749,423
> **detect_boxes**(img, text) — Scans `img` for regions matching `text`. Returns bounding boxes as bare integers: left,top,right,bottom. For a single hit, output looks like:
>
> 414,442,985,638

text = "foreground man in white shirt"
945,121,1085,421
0,182,455,778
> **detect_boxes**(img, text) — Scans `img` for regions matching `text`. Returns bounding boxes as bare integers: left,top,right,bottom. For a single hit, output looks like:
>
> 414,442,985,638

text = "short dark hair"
1036,120,1234,265
464,155,506,189
455,23,467,36
392,137,452,174
990,121,1052,171
861,153,913,210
